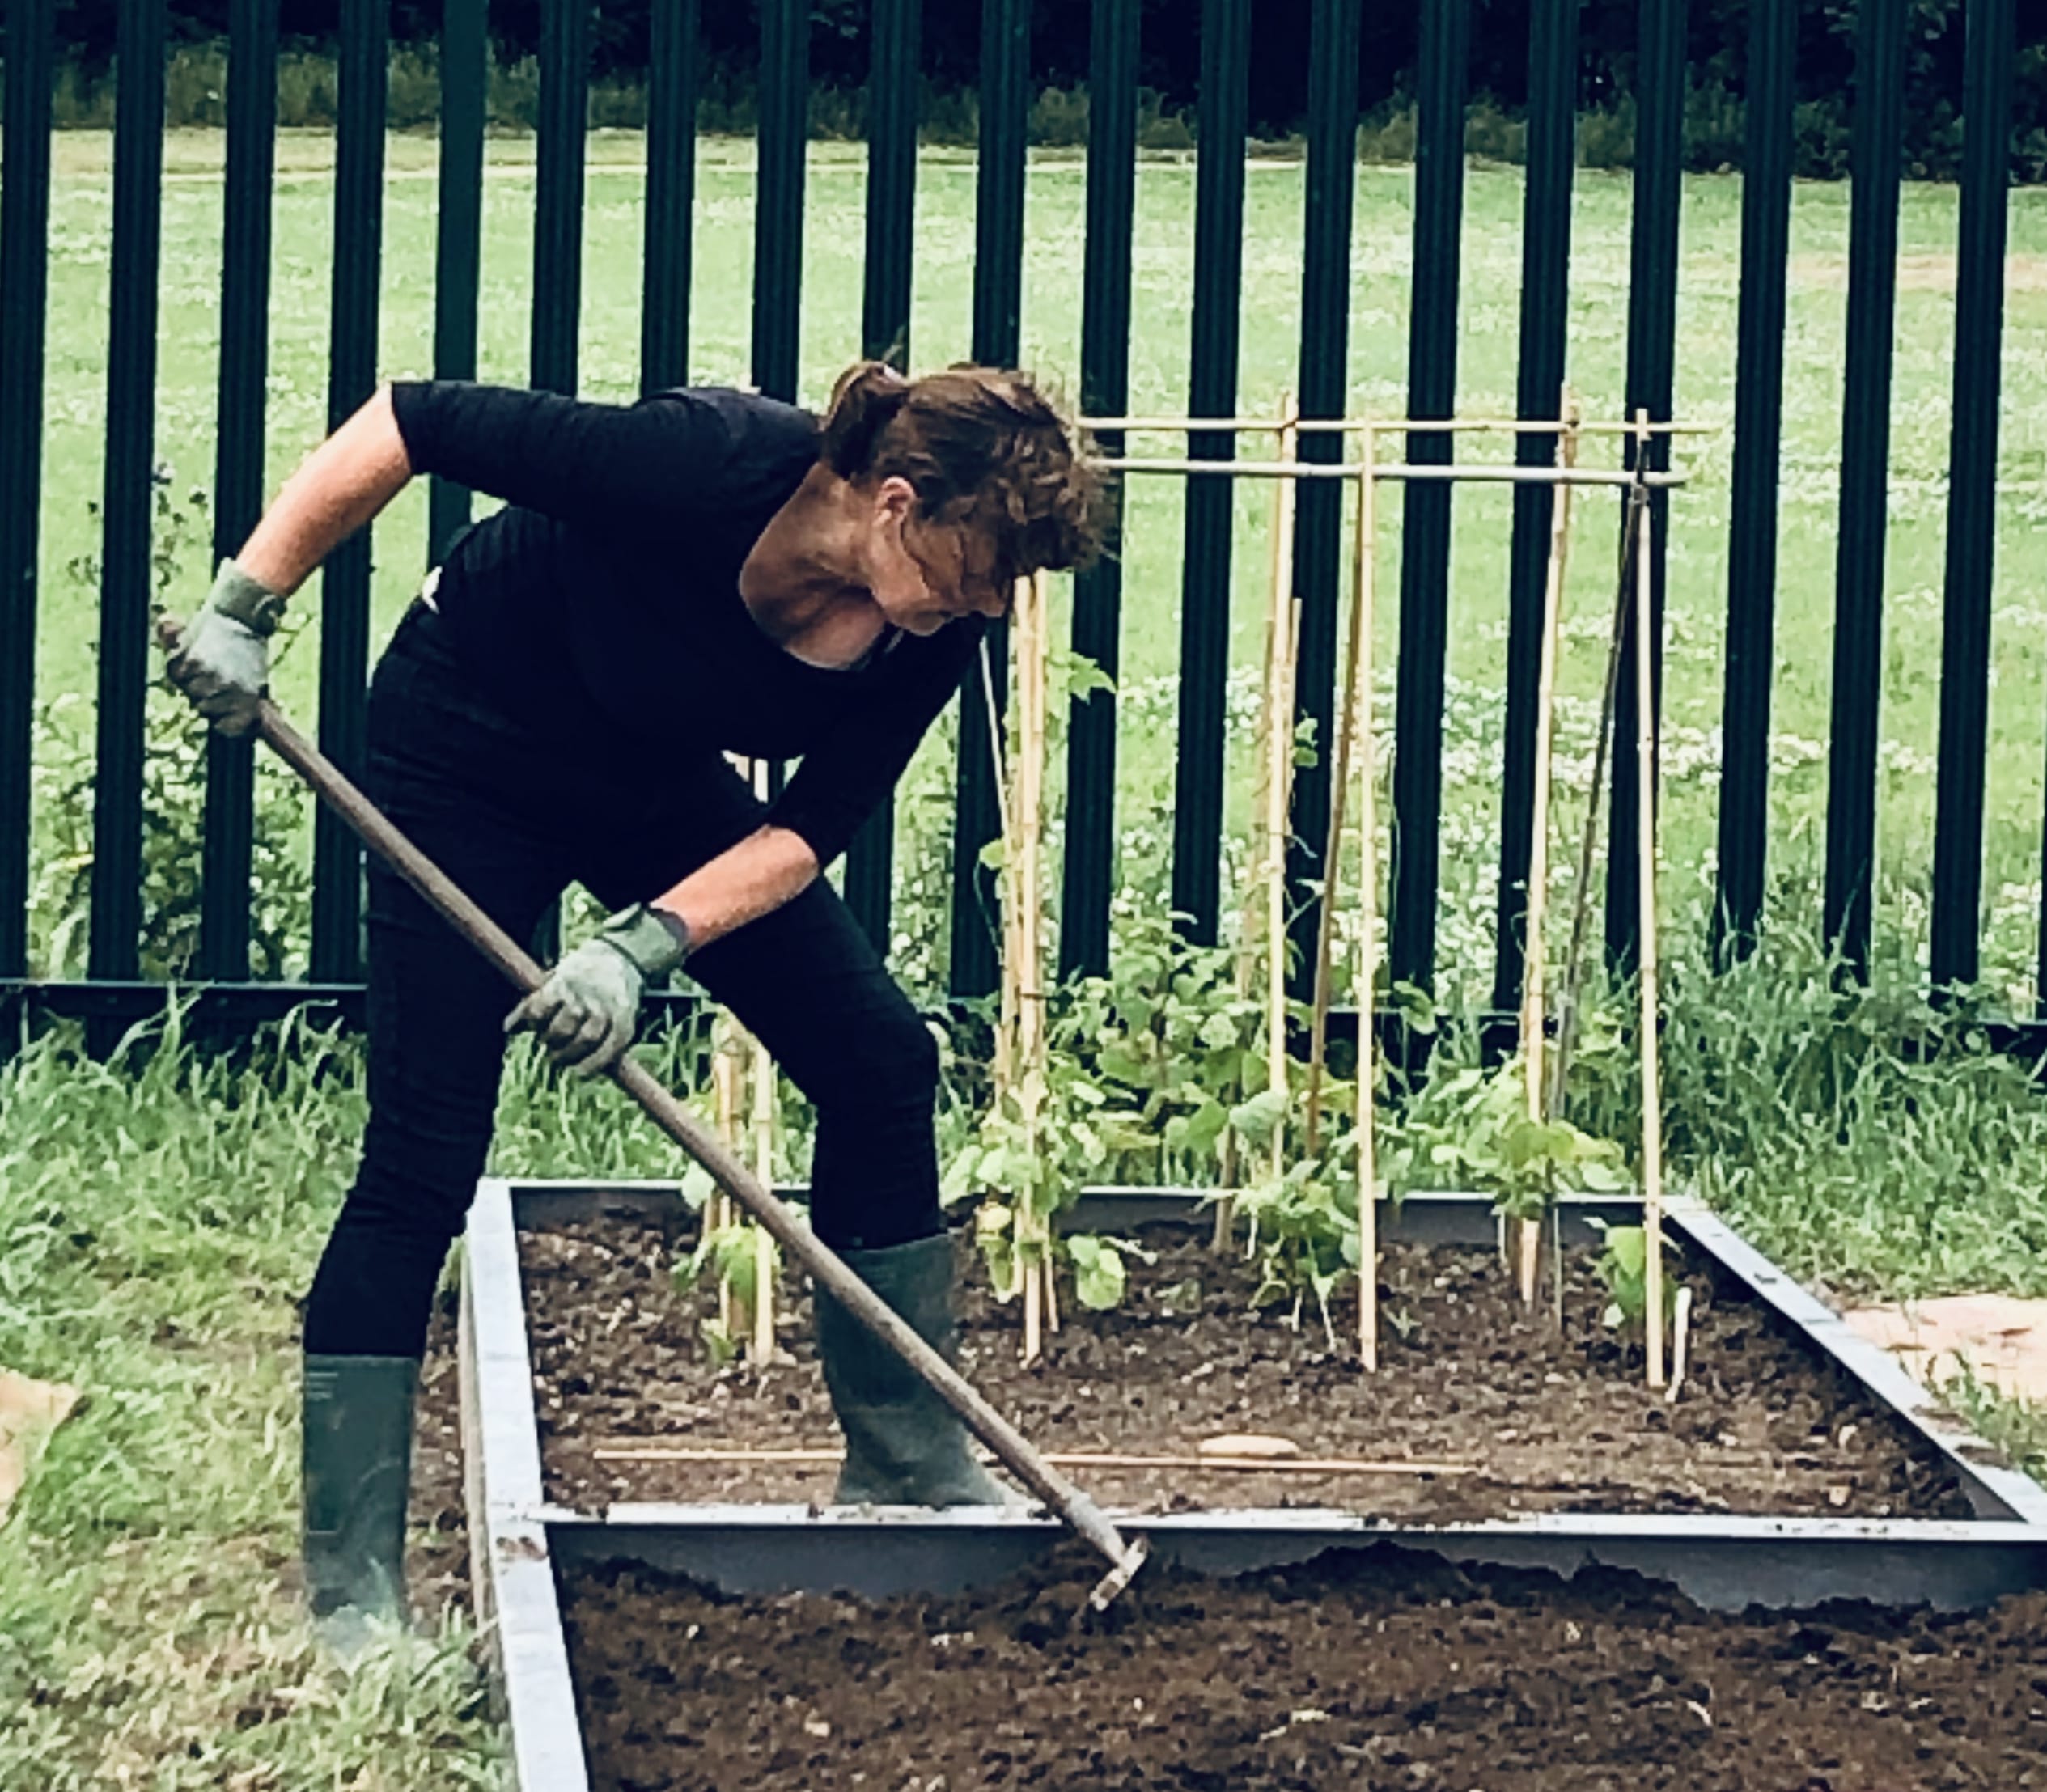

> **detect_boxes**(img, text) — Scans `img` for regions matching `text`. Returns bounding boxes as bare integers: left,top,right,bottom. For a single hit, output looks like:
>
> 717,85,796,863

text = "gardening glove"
505,902,693,1075
164,558,286,737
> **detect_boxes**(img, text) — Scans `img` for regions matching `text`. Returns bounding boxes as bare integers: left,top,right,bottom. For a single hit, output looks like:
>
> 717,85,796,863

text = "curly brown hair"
819,359,1108,587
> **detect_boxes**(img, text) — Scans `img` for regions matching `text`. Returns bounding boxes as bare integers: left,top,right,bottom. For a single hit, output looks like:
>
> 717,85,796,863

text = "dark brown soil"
523,1214,1977,1521
561,1547,2047,1790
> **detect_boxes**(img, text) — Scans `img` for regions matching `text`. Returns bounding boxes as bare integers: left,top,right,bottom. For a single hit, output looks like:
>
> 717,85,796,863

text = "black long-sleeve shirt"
388,380,981,869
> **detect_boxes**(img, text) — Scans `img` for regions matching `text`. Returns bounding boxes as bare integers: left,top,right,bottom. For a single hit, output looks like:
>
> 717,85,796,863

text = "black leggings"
303,602,944,1359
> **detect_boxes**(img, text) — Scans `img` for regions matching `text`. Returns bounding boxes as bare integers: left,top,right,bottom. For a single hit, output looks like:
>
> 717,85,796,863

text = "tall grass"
1418,873,2047,1301
0,1003,502,1790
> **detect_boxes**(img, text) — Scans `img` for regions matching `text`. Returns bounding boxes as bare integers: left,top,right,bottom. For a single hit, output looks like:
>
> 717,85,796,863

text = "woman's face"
860,477,1011,634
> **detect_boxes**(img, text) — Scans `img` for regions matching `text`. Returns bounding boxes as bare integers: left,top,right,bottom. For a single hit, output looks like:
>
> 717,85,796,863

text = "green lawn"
23,133,2047,1001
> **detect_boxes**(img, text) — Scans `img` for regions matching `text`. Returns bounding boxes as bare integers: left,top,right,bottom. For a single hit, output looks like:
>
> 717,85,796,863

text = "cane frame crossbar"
1082,411,1698,489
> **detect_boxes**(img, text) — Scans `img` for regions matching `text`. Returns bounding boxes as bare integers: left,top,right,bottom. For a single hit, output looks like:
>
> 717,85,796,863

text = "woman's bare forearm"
651,826,820,950
236,385,413,595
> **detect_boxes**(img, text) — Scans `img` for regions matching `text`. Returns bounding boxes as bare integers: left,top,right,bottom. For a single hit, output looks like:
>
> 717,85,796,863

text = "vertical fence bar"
1933,0,2015,995
1823,0,1904,981
1388,0,1469,1003
311,0,387,983
0,0,53,983
532,0,589,396
754,0,807,818
1606,0,1685,976
1713,0,1795,966
528,0,585,965
1284,0,1363,1000
752,0,808,403
949,0,1032,998
1059,0,1140,982
1168,0,1252,947
88,0,166,999
430,0,486,561
641,0,699,394
200,0,279,984
843,0,922,953
1490,0,1578,1017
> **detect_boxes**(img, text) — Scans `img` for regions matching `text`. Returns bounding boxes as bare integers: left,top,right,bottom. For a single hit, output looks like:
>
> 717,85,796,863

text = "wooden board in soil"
561,1546,2047,1791
520,1216,1977,1520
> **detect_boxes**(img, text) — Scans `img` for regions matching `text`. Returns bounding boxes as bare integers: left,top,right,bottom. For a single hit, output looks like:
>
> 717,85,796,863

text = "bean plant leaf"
975,1202,1021,1303
1229,1087,1289,1147
1185,1097,1231,1154
680,1163,718,1211
1066,1233,1128,1311
1587,1219,1683,1331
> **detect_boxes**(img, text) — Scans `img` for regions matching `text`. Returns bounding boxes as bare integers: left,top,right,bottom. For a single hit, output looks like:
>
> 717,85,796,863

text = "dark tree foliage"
41,0,2047,163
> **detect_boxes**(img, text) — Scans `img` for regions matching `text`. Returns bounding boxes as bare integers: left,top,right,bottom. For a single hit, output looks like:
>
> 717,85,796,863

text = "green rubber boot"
816,1234,1009,1506
302,1354,417,1654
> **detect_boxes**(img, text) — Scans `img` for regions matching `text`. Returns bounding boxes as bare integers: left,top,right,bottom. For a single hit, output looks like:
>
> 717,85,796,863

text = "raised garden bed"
460,1178,2047,1790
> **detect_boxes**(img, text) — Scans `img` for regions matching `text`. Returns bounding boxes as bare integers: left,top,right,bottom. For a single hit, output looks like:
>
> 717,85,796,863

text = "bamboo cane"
1015,570,1053,1356
983,642,1020,1104
1632,411,1668,1391
1518,399,1579,1306
1305,433,1375,1154
591,1443,1477,1476
1350,438,1381,1372
1080,413,1714,438
1265,410,1302,1187
1266,598,1302,1187
1545,474,1646,1122
749,1027,777,1362
1091,457,1689,489
748,757,779,1362
978,629,1040,1354
1217,396,1299,1248
712,1012,742,1342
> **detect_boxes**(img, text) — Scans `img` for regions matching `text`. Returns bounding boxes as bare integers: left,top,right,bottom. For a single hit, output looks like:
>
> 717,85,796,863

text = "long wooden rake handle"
248,695,1147,1600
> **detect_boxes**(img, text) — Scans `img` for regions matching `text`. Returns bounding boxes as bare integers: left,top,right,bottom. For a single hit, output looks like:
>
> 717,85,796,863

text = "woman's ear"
871,474,918,530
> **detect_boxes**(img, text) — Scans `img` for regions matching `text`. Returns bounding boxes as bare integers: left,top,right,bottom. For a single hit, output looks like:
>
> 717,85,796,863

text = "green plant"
1224,1143,1361,1348
675,1218,782,1366
1046,909,1283,1188
1585,1218,1681,1334
1388,1056,1630,1226
28,482,316,981
943,1076,1153,1310
1064,1232,1151,1311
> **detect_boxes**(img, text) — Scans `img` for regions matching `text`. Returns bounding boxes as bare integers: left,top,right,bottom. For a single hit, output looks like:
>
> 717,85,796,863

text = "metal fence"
0,0,2028,1049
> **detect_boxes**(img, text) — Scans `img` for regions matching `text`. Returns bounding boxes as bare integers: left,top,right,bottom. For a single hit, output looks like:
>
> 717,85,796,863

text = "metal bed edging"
461,1180,591,1792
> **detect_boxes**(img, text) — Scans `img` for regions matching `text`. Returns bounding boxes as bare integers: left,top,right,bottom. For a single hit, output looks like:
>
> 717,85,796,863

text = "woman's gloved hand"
163,559,288,736
506,903,694,1074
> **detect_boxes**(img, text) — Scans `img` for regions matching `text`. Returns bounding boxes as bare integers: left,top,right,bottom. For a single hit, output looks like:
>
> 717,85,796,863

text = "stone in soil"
521,1212,1977,1520
561,1546,2047,1790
